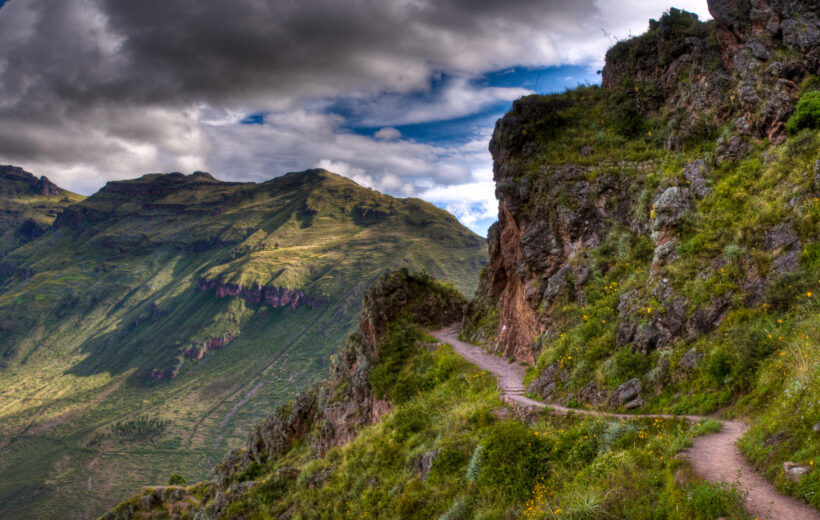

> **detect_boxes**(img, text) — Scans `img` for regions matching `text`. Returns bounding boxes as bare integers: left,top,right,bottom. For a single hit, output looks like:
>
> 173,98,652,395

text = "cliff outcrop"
196,278,324,310
467,2,820,409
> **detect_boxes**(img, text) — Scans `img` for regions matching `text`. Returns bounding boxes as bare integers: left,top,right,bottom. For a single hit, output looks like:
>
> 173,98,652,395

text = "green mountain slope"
0,168,486,519
0,165,85,257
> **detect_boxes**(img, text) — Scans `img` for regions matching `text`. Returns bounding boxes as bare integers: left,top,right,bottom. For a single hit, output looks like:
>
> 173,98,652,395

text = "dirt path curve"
431,325,820,520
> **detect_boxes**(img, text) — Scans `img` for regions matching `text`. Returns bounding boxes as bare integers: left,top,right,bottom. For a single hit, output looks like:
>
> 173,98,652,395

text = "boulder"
611,378,642,409
680,348,704,371
577,382,608,407
783,462,812,482
413,449,440,482
683,159,712,198
715,135,748,164
652,187,693,232
763,223,798,251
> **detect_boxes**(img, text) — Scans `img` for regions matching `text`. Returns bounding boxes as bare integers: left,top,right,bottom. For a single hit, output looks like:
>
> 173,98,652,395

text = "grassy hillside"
0,165,85,256
0,168,486,519
102,272,748,520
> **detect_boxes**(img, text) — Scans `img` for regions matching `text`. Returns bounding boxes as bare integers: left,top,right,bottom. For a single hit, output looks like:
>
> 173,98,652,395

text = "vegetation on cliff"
0,165,84,257
465,0,820,510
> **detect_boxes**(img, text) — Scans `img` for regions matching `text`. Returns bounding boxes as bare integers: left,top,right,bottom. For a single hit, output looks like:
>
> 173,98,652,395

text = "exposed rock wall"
196,278,325,310
473,2,819,369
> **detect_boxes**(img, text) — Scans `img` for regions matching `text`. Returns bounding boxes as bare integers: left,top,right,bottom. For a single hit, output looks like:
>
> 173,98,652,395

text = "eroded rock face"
484,128,651,362
196,278,325,310
471,1,818,396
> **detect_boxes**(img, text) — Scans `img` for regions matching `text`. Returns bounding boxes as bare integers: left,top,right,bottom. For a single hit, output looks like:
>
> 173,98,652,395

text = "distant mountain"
0,165,84,256
0,168,486,519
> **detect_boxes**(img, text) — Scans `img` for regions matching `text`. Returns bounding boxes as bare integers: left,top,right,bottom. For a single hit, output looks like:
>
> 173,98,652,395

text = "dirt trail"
431,325,820,520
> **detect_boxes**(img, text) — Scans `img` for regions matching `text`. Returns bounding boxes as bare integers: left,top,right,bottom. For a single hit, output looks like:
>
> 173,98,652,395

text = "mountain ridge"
0,166,486,519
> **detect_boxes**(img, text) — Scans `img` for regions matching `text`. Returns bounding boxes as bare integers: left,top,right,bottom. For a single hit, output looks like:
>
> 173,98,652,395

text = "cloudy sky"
0,0,711,236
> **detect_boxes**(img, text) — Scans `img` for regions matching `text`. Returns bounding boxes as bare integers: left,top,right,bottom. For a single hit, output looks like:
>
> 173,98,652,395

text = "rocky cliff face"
468,2,820,401
0,165,64,197
196,278,324,310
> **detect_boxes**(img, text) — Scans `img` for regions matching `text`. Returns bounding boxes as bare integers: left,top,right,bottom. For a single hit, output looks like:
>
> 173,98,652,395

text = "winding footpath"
431,325,820,520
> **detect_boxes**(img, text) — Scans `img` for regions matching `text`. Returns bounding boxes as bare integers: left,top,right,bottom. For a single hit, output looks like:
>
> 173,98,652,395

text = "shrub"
599,421,639,453
613,100,647,138
686,481,747,519
477,421,552,501
703,347,734,385
168,473,186,486
566,490,606,520
607,348,651,386
786,91,820,134
692,419,723,437
390,401,432,441
429,440,470,481
465,445,483,482
437,498,472,520
236,461,264,483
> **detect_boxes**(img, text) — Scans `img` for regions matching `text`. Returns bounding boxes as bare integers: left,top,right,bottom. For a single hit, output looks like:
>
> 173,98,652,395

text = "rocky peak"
601,2,818,145
34,176,61,196
0,165,64,196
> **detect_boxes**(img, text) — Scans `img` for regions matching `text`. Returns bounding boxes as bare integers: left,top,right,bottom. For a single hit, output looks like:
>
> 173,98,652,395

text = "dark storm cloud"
0,0,601,186
2,0,595,109
98,0,596,104
0,0,710,213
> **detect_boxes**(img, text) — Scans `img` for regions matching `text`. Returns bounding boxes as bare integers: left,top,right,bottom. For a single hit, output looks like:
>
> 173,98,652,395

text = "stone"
527,364,559,400
528,378,556,401
577,382,608,406
490,406,512,421
544,265,571,300
746,39,770,61
633,322,672,354
413,449,440,482
783,462,812,482
813,421,820,433
715,135,748,164
611,378,642,408
652,187,693,231
652,239,679,268
773,249,800,274
683,159,712,198
624,396,645,409
686,293,733,340
680,348,704,371
738,79,760,109
782,17,820,53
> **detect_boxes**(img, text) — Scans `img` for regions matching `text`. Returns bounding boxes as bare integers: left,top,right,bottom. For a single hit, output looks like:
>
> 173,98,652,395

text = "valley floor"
430,326,820,520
